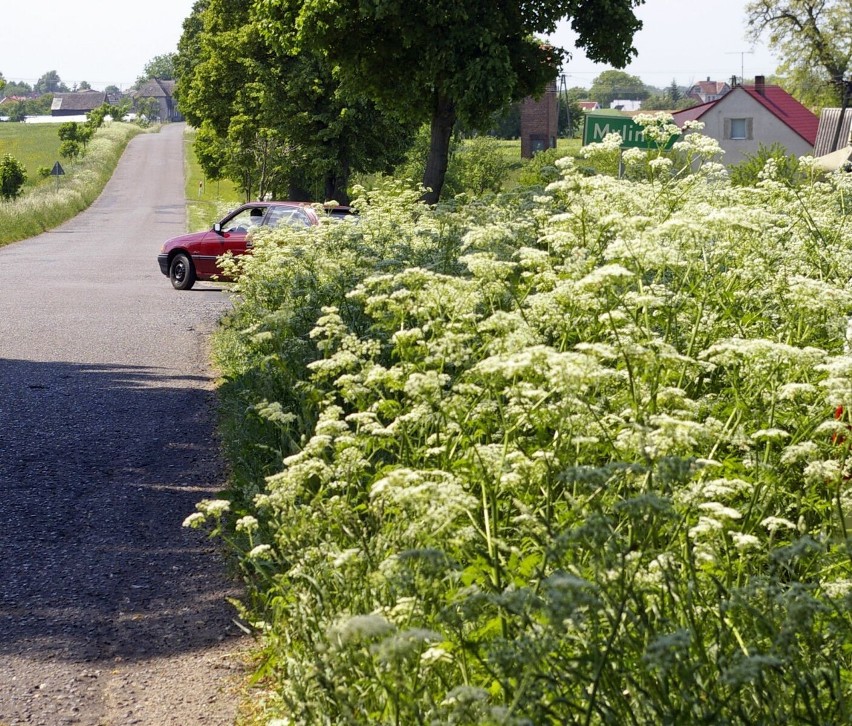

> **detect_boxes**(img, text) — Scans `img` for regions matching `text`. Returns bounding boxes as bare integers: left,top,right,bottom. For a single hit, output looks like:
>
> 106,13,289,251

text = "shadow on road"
0,358,244,665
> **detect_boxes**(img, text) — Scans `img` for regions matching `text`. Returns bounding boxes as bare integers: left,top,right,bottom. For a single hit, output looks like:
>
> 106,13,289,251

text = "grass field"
183,128,241,233
0,124,63,188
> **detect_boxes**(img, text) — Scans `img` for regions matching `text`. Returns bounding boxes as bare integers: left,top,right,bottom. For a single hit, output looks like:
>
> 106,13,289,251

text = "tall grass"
0,123,145,247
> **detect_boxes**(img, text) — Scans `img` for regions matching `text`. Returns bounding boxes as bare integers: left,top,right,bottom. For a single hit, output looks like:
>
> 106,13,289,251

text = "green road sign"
582,114,678,149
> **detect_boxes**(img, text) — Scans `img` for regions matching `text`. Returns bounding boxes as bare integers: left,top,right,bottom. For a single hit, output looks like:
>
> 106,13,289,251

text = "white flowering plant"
209,120,852,723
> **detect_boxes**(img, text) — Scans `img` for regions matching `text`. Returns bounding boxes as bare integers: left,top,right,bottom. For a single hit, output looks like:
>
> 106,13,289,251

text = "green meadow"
0,123,63,188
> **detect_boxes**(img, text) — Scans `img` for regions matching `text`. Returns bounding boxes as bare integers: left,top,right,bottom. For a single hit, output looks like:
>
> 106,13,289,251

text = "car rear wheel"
169,253,196,290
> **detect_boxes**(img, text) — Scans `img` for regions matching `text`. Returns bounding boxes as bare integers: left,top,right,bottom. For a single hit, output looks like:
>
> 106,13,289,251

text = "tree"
259,0,644,203
3,80,31,96
34,70,68,94
7,102,27,122
488,104,522,138
565,86,591,103
141,53,177,83
746,0,852,107
76,81,92,91
668,79,682,103
558,94,583,137
588,69,650,108
0,72,5,95
0,155,27,199
176,0,415,202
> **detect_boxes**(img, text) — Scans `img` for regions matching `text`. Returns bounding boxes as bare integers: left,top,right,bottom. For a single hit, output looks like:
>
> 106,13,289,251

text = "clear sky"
2,0,197,91
2,0,777,92
548,0,780,91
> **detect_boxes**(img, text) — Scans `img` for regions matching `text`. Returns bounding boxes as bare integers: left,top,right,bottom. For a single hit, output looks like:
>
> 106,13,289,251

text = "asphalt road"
0,123,245,725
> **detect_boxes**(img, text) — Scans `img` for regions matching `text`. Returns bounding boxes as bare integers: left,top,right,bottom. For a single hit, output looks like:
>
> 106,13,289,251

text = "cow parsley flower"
197,499,230,517
248,544,273,560
182,512,205,528
235,515,259,534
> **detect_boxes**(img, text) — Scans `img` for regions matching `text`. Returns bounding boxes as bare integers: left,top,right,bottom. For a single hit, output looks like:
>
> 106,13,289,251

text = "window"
727,118,752,140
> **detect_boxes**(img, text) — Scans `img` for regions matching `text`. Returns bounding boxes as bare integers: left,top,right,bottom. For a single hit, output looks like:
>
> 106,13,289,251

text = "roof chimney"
706,76,710,82
755,75,765,94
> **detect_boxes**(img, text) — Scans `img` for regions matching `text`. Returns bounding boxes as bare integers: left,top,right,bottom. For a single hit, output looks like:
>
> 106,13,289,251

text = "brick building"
520,81,558,158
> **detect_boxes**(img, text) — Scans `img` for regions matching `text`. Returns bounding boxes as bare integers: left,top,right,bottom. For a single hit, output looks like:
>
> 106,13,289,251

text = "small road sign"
50,161,65,176
582,113,678,150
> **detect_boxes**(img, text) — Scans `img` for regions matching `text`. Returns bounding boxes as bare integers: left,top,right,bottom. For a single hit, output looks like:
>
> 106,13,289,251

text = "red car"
157,201,322,290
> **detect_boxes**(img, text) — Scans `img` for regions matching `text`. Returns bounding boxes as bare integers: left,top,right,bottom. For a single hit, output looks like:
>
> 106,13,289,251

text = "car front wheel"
169,253,196,290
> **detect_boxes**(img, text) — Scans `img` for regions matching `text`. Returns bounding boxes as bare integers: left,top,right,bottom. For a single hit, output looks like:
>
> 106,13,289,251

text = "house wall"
695,89,813,165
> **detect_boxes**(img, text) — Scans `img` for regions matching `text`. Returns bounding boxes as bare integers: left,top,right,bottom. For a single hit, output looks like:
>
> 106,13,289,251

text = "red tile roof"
741,85,818,145
672,100,716,124
672,85,818,146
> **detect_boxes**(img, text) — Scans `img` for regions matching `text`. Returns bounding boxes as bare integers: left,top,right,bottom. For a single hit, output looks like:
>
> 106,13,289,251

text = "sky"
1,0,778,92
2,0,197,91
547,0,780,90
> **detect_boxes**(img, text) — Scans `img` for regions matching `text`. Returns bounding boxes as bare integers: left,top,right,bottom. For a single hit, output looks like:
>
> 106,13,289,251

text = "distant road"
0,123,244,725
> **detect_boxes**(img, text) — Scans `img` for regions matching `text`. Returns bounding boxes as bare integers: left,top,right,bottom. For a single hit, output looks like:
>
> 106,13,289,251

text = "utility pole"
558,73,571,137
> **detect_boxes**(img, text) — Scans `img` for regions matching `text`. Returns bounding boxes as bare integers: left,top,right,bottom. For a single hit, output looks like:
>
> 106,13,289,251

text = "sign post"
50,161,65,190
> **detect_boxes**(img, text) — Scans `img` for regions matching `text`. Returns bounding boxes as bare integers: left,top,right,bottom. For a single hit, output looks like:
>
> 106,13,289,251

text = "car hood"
164,230,208,247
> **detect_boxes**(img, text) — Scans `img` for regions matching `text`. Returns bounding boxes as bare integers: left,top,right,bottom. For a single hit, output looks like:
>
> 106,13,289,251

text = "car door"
194,206,265,277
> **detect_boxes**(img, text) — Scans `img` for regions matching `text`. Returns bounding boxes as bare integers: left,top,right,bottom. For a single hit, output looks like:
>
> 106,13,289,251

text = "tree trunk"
324,160,350,205
421,93,456,205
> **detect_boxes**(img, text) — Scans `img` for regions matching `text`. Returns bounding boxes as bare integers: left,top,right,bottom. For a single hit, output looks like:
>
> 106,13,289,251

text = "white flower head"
182,512,205,529
235,515,259,534
248,544,273,560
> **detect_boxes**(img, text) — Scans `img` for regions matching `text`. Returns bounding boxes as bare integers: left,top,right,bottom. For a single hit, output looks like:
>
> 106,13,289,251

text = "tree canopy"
175,0,415,202
588,69,650,108
34,71,68,95
257,0,644,202
746,0,852,107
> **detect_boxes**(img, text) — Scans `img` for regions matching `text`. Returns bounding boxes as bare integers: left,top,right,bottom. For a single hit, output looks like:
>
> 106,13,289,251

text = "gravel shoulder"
0,123,249,726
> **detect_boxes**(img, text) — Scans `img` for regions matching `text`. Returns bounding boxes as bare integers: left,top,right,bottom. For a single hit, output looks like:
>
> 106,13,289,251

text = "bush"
729,142,805,187
0,154,26,199
451,135,510,195
516,147,564,187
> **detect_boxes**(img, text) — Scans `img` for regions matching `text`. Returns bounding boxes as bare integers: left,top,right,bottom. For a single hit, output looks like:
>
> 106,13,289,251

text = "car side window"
267,207,311,229
223,207,267,232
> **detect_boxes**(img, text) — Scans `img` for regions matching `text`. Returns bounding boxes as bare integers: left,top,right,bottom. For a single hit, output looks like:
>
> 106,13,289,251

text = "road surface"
0,123,245,725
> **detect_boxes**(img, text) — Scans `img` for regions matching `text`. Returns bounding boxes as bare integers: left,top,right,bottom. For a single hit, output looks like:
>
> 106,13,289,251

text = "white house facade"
673,77,818,166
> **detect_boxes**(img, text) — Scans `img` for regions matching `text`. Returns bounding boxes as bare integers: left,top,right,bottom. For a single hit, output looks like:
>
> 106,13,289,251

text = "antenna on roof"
726,50,754,85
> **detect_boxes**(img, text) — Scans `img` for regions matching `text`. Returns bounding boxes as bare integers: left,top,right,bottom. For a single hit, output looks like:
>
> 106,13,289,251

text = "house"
578,101,600,112
610,99,642,112
686,78,731,104
50,90,109,116
672,76,818,166
134,78,183,122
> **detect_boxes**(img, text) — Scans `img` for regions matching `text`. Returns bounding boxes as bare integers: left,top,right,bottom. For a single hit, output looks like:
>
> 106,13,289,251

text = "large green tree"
176,0,414,202
259,0,644,203
588,69,650,108
746,0,852,107
34,70,68,95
